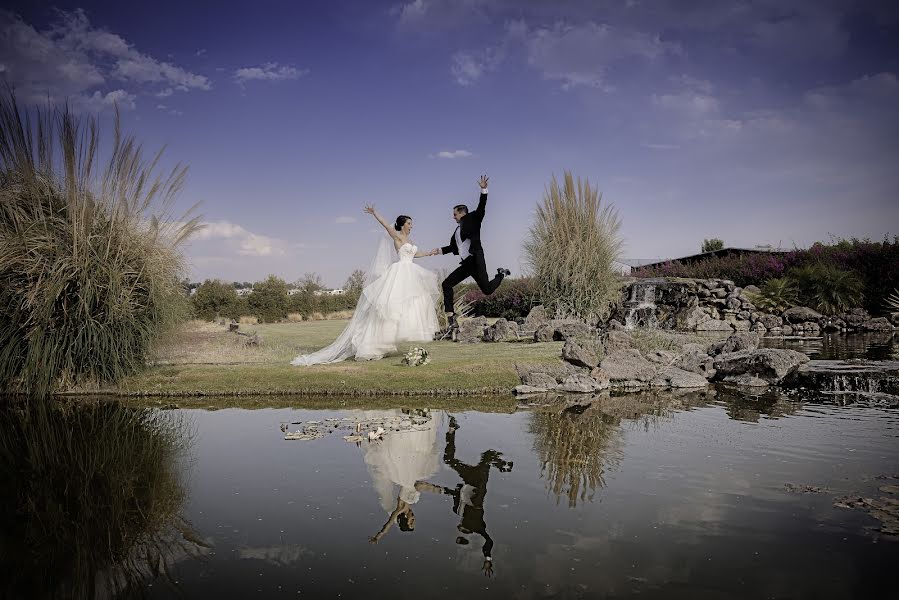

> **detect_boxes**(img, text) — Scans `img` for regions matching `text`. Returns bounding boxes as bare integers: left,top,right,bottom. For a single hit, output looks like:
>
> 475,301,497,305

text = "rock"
522,372,558,390
600,349,658,384
712,348,810,384
842,309,870,328
722,374,770,387
721,332,760,354
737,310,751,320
696,319,734,332
713,288,728,299
726,297,742,310
602,330,634,353
744,284,761,294
558,373,603,393
728,318,751,332
652,366,709,388
589,367,611,389
782,306,823,324
607,319,625,330
796,321,820,333
722,280,736,292
781,325,793,335
514,385,550,395
862,317,894,332
534,323,555,342
674,350,716,379
457,316,489,343
553,322,593,341
562,338,600,369
525,305,549,329
245,332,263,346
757,314,783,329
484,318,519,342
676,306,712,330
891,312,899,326
820,318,844,332
750,322,767,334
644,350,678,365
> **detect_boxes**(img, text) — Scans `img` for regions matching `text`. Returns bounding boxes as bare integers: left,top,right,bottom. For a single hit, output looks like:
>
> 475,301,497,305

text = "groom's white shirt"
454,226,471,259
454,186,485,260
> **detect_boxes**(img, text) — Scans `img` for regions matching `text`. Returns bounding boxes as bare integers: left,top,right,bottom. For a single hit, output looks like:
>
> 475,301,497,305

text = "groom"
438,175,511,329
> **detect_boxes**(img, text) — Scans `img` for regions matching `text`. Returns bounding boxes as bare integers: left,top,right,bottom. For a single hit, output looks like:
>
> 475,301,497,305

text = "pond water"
3,386,898,599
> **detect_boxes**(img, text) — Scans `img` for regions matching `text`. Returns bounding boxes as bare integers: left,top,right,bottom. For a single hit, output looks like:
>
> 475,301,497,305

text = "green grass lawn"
86,320,564,397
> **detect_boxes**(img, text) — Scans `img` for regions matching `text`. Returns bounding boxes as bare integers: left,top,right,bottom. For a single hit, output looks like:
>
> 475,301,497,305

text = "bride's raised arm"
363,204,401,241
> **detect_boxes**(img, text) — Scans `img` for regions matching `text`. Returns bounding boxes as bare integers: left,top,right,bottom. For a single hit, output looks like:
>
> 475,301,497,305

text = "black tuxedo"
440,190,504,312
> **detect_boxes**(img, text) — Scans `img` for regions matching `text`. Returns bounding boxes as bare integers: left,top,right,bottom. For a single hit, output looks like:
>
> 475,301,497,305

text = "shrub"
789,264,864,315
524,171,623,323
192,279,242,320
248,275,289,322
701,238,724,252
0,92,201,396
463,277,543,320
746,277,798,313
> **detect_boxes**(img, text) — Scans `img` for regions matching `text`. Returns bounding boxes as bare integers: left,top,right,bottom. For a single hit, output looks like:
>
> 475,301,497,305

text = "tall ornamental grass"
524,171,623,324
0,91,201,396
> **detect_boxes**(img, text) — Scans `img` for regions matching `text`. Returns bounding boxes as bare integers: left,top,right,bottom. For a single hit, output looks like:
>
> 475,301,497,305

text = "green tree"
193,279,241,320
344,269,365,297
296,272,323,295
249,275,289,322
701,238,724,252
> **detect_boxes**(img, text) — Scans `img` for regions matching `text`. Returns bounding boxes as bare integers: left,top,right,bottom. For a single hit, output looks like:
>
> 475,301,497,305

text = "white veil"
290,235,396,366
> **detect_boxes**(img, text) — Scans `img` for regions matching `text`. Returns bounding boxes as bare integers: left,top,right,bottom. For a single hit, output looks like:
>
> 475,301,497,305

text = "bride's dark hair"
394,215,411,231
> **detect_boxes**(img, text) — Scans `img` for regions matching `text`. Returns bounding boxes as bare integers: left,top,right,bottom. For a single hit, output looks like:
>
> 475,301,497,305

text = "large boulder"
534,323,555,342
644,350,679,365
484,318,519,342
674,350,716,379
743,284,761,295
676,306,712,330
712,348,810,384
602,330,634,354
890,312,899,327
862,317,894,331
558,373,605,393
524,305,549,330
720,332,760,354
757,313,783,329
842,309,870,328
553,322,594,341
696,319,734,332
600,349,657,385
457,316,489,343
651,366,709,388
782,306,823,324
562,338,600,369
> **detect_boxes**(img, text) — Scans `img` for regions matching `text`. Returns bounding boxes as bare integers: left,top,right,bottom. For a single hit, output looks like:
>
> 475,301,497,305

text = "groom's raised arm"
472,175,489,221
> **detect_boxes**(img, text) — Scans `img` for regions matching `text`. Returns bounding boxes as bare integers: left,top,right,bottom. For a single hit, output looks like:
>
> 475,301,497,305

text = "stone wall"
610,278,897,335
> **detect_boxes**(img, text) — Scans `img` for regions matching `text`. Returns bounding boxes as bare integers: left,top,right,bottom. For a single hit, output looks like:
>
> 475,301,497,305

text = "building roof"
636,246,789,269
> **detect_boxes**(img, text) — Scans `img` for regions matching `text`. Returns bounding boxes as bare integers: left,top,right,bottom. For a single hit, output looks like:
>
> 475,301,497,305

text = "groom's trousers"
442,254,504,313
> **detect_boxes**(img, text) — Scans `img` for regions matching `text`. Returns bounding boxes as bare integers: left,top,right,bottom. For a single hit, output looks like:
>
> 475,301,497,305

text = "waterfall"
624,280,659,330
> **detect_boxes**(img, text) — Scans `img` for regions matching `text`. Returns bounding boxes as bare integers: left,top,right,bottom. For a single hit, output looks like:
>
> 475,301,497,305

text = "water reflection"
364,409,444,542
416,416,514,576
762,331,897,360
0,400,200,599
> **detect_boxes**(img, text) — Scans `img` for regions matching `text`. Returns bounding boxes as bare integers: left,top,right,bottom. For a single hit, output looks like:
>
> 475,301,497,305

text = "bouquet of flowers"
401,346,431,367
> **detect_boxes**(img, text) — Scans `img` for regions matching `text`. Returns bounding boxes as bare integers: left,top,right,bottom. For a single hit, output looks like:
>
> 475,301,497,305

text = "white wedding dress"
290,241,440,365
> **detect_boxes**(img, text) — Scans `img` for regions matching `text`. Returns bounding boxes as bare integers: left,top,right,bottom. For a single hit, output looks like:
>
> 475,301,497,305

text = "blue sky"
2,0,898,286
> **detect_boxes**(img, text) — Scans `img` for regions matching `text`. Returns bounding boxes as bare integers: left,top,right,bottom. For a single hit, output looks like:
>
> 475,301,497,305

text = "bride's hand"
363,204,376,215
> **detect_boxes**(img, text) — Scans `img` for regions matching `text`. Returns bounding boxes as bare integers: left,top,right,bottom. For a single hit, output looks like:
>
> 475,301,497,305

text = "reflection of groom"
416,416,513,577
439,175,511,329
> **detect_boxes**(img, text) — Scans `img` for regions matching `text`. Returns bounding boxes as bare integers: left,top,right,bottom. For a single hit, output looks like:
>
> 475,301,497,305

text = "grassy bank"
71,320,564,397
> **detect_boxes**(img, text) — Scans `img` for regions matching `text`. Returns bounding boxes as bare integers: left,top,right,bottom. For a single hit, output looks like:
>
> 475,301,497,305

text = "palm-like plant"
524,171,623,324
745,277,799,313
0,91,202,396
788,264,864,315
885,288,899,312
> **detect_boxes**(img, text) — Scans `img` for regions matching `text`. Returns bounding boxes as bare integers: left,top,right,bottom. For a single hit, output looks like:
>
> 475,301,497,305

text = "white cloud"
195,48,207,57
652,92,719,116
335,216,357,224
234,62,308,85
432,149,473,159
641,143,680,150
0,9,210,111
190,220,296,258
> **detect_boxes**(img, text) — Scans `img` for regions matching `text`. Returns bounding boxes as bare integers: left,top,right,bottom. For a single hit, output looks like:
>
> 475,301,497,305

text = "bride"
290,205,441,365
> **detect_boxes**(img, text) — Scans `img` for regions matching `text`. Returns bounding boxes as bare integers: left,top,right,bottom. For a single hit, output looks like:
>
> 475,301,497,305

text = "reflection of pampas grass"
0,91,201,396
0,400,202,598
529,407,622,508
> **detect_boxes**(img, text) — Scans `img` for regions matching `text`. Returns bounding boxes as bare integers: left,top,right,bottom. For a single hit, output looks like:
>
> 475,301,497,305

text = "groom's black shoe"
447,314,459,329
497,267,511,277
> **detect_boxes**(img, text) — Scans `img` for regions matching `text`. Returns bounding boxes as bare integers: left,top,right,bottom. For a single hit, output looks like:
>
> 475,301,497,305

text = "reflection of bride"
360,410,444,542
290,205,440,366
